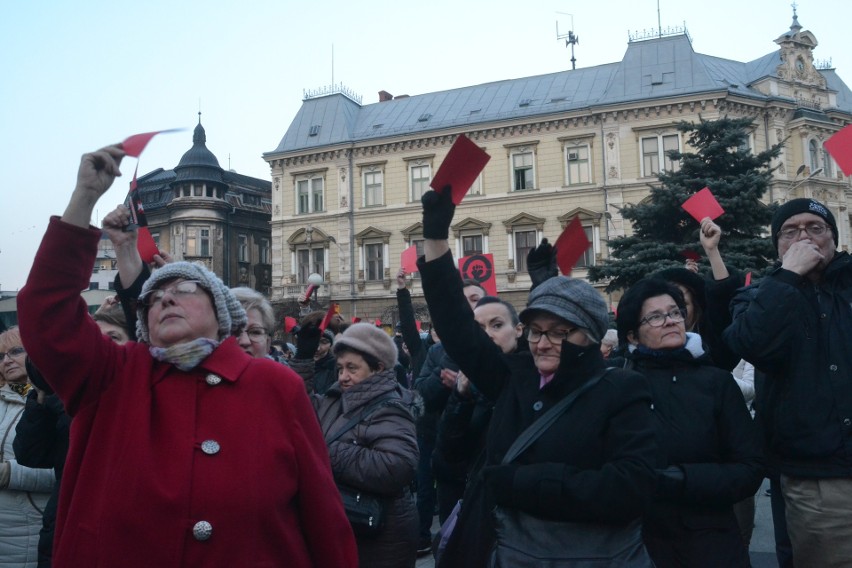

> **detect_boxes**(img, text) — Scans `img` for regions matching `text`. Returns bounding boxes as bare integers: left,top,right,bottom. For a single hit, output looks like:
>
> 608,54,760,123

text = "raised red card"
744,272,752,286
284,316,298,333
121,128,182,157
319,302,337,332
824,125,852,176
555,216,591,276
401,245,419,273
682,187,724,222
430,134,491,205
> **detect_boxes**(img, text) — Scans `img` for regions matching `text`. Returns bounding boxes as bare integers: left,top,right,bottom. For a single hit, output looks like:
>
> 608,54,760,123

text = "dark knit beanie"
332,323,398,370
771,198,838,251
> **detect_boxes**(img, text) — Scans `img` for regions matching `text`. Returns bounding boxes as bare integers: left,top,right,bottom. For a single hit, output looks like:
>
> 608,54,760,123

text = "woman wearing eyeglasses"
230,287,276,359
17,144,357,568
419,188,657,567
615,278,764,568
0,327,54,567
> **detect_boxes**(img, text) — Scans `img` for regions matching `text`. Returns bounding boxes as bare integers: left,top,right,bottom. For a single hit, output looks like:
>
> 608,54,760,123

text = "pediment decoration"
401,222,424,238
287,227,332,251
502,212,546,232
355,226,392,245
558,207,603,228
451,217,492,238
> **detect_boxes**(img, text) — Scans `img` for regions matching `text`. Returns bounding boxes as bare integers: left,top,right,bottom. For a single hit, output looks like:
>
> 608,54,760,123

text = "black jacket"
627,339,764,567
420,251,657,566
724,253,852,478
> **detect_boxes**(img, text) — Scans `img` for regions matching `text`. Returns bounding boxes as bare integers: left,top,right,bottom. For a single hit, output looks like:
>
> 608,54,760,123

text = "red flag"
555,217,591,276
121,128,182,157
681,187,724,222
824,125,852,176
319,303,337,332
283,316,298,333
458,253,497,296
123,165,160,263
430,134,491,205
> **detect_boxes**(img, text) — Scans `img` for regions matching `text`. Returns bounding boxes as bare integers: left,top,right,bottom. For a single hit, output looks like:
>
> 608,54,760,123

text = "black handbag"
326,393,397,538
489,369,654,568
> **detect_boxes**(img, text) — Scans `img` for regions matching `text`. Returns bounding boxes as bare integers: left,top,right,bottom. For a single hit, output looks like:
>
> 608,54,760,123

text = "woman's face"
1,343,28,384
315,337,332,360
337,351,381,390
629,294,687,351
474,302,522,354
237,308,270,358
146,279,220,348
96,321,130,345
527,313,591,375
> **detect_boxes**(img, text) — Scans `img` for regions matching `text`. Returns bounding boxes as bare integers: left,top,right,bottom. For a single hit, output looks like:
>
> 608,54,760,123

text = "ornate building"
135,117,273,293
264,12,852,317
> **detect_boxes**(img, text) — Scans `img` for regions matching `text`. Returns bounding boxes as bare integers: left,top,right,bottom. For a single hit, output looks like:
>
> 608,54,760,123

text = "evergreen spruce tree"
588,116,782,293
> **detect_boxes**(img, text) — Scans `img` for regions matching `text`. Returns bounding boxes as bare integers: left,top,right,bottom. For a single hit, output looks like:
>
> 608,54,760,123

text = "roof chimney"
378,90,394,102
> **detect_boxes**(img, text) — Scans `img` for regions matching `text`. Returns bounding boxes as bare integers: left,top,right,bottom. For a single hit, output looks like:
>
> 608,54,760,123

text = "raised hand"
421,187,456,240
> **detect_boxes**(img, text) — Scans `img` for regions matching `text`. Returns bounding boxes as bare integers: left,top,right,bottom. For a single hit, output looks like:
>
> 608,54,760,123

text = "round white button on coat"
193,520,212,541
201,440,221,455
206,374,222,385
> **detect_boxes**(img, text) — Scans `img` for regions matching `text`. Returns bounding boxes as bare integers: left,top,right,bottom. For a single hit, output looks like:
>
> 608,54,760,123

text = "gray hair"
230,287,275,332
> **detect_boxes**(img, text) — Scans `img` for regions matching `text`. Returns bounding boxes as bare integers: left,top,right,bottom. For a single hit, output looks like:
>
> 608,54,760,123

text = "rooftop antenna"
658,0,663,38
556,12,579,70
331,44,334,86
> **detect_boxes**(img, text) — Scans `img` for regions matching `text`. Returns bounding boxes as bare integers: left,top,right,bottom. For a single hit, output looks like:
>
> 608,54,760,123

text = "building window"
365,243,384,281
514,230,538,272
297,177,324,214
468,175,483,196
89,282,99,290
297,248,325,284
822,147,834,177
641,134,681,176
186,226,210,256
364,170,384,206
237,234,249,263
566,145,591,185
410,164,431,201
512,151,535,190
462,234,483,256
259,238,270,264
576,226,595,268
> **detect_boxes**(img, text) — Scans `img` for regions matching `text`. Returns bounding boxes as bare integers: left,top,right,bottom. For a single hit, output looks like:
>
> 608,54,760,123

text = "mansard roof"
267,31,852,157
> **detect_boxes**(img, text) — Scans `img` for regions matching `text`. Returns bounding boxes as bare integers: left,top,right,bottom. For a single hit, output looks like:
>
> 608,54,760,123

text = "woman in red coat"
18,144,358,568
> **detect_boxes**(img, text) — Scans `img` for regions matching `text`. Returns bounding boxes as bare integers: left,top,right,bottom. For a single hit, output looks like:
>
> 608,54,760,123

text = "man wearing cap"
725,197,852,565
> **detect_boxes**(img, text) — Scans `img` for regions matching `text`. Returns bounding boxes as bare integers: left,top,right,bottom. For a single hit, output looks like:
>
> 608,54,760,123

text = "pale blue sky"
1,0,847,290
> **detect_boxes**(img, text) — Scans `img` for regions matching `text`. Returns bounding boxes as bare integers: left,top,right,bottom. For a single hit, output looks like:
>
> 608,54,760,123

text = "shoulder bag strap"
501,369,611,465
326,392,398,444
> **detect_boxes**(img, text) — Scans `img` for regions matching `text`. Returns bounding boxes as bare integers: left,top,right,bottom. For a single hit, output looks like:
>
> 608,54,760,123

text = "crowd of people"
2,142,849,567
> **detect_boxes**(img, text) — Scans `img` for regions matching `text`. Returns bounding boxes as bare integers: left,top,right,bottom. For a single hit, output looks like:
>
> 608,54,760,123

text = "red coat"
19,218,358,568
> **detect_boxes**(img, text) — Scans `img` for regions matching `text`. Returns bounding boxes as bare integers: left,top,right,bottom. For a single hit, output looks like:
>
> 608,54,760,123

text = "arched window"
809,139,821,173
822,147,834,177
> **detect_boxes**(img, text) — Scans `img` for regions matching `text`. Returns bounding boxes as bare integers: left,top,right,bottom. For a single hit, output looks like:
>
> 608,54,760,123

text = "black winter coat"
420,251,657,567
724,254,852,478
627,338,764,568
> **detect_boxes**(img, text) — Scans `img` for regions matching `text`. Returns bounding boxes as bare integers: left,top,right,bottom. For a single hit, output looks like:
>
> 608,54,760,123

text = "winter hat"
771,198,838,250
519,276,609,343
136,262,247,343
332,322,398,370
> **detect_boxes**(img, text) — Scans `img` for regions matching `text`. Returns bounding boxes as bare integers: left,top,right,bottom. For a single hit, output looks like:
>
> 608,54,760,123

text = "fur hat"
136,262,247,343
771,198,838,251
332,322,398,370
519,276,609,343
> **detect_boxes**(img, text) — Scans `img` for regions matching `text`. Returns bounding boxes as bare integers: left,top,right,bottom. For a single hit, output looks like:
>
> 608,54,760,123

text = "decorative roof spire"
790,2,802,33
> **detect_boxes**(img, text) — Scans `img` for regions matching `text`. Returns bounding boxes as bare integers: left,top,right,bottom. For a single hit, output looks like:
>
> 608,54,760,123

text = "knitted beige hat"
332,323,398,370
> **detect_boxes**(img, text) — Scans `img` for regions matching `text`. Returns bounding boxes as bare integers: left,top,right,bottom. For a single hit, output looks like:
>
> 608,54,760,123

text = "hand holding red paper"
430,134,491,205
682,187,724,222
824,125,852,176
400,245,419,273
554,216,591,276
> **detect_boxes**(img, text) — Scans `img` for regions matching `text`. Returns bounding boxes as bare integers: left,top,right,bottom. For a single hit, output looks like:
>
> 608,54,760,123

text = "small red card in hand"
136,227,160,264
319,303,337,332
555,216,591,276
682,187,724,222
284,316,298,333
122,128,182,157
824,125,852,176
401,245,419,273
430,134,491,205
681,250,701,261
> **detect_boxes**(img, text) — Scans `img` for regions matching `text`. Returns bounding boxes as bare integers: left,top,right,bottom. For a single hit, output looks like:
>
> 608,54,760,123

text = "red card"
121,128,182,158
458,253,497,295
430,134,491,205
682,187,724,222
824,125,852,176
401,245,419,273
374,319,382,327
284,316,298,333
555,216,591,276
415,321,422,332
136,226,160,264
744,272,752,286
680,250,701,261
319,303,337,332
351,317,362,324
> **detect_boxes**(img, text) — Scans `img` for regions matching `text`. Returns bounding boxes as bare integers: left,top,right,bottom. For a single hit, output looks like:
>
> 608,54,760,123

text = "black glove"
482,464,519,506
294,324,321,360
25,357,53,395
421,187,456,240
527,238,558,290
655,465,686,500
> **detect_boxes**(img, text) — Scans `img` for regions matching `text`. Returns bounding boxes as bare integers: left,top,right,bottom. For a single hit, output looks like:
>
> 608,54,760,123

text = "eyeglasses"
140,280,205,307
639,308,686,328
0,347,26,360
777,222,829,241
524,327,576,344
239,327,269,343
